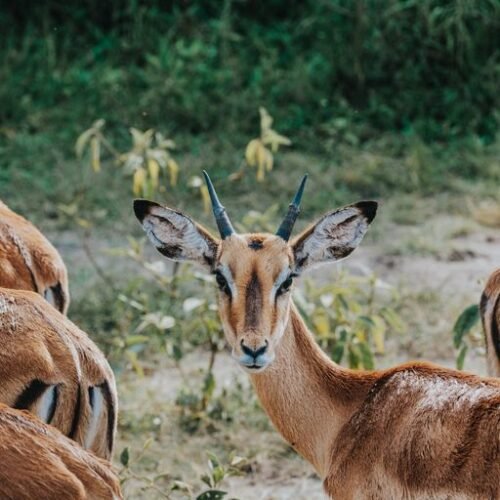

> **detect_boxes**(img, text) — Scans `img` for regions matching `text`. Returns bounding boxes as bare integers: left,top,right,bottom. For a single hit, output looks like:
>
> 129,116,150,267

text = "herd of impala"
0,173,498,499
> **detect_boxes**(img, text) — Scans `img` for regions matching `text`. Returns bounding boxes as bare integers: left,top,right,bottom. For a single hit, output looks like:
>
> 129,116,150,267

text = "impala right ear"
291,201,377,273
133,200,219,269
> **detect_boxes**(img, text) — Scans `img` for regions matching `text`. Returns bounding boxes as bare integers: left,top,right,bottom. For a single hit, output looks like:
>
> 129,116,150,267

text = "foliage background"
1,0,499,217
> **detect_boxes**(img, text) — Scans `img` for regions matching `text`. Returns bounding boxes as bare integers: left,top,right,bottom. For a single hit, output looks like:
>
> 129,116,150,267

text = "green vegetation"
1,1,499,224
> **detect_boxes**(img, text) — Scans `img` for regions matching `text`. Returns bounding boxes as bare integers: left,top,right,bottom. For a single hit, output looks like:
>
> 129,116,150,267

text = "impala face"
134,172,377,373
212,233,294,372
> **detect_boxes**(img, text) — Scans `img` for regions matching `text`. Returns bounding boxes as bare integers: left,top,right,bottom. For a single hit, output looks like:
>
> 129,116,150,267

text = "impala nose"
240,339,268,359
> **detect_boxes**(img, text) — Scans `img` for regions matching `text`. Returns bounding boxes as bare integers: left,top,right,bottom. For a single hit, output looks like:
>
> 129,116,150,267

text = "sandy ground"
50,212,498,499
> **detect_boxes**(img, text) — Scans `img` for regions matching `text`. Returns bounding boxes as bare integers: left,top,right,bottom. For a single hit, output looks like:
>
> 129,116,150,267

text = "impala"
134,172,500,499
481,268,500,377
0,287,117,460
0,199,70,314
0,403,121,499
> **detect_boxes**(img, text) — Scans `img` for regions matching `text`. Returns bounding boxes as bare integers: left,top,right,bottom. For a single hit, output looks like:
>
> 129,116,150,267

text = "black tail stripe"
14,380,49,411
88,386,95,410
69,384,82,439
99,381,116,454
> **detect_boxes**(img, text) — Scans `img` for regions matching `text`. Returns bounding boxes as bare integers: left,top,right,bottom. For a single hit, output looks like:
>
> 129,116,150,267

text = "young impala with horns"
135,172,500,499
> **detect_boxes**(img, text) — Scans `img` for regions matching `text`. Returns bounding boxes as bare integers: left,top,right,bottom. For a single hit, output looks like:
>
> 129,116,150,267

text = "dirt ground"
53,211,498,499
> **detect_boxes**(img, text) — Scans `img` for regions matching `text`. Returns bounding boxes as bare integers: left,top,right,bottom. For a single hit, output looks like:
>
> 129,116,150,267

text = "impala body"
481,268,500,377
0,403,121,499
0,287,117,460
135,173,500,499
0,200,69,314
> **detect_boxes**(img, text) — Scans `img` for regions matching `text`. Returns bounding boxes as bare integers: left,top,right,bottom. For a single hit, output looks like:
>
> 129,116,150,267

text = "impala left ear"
133,199,219,269
291,201,377,273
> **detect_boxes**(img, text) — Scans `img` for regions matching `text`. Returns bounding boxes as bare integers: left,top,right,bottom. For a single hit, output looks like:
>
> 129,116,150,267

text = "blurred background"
1,1,499,498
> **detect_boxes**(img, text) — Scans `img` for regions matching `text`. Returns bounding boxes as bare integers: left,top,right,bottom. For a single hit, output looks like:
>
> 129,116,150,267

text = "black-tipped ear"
133,199,219,269
133,199,161,223
353,201,378,224
291,201,378,273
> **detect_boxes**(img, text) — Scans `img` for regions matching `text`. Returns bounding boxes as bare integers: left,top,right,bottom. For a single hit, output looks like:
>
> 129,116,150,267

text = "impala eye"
277,276,293,296
215,271,231,295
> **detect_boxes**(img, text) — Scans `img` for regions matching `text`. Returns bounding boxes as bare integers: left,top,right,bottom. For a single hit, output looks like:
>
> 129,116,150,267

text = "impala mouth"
241,362,268,374
232,348,274,373
247,363,264,370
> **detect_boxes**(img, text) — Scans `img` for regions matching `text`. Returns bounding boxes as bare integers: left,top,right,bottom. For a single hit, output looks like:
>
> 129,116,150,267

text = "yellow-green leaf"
90,136,101,172
75,129,94,158
147,158,160,190
259,107,273,132
133,167,146,196
167,158,179,186
264,148,274,171
313,312,330,338
245,139,260,167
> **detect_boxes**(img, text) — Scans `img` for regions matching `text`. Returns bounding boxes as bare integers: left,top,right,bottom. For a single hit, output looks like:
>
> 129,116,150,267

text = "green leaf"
359,342,375,370
200,474,213,488
212,465,225,485
331,342,345,363
207,451,220,469
120,447,129,467
358,315,375,328
125,335,149,347
456,344,468,370
348,344,361,369
452,304,480,348
203,372,216,399
196,490,227,500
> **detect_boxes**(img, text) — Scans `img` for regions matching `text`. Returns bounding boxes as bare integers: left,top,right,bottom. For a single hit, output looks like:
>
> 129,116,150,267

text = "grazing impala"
0,287,117,460
0,403,121,499
135,172,500,499
481,268,500,377
0,200,70,314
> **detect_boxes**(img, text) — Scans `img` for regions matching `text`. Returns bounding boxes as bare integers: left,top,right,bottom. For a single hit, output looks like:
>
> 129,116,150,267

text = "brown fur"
137,200,500,499
0,200,69,314
0,288,117,460
0,403,121,499
481,268,500,377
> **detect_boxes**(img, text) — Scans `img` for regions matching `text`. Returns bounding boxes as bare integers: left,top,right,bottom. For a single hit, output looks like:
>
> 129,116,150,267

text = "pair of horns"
202,170,307,241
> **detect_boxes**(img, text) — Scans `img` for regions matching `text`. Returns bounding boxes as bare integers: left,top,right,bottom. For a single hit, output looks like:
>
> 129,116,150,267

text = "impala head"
134,172,377,373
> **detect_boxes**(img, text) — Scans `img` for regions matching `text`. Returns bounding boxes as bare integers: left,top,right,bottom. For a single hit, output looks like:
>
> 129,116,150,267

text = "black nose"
241,339,268,358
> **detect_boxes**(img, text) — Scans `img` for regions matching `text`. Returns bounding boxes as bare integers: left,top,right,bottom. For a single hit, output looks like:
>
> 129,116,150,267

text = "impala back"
0,200,69,314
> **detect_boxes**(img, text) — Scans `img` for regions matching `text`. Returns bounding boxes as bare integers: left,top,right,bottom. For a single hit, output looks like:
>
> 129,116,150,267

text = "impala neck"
249,302,371,476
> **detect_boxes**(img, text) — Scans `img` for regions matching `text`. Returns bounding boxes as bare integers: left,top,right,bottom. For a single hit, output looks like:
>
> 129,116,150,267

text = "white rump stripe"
36,385,57,423
85,386,104,450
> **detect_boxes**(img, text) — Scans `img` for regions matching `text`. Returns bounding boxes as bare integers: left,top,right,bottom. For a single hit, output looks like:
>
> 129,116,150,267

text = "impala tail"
481,268,500,377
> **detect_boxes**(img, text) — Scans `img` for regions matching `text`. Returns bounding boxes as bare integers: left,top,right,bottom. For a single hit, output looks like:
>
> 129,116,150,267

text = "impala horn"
203,170,236,239
275,175,308,241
